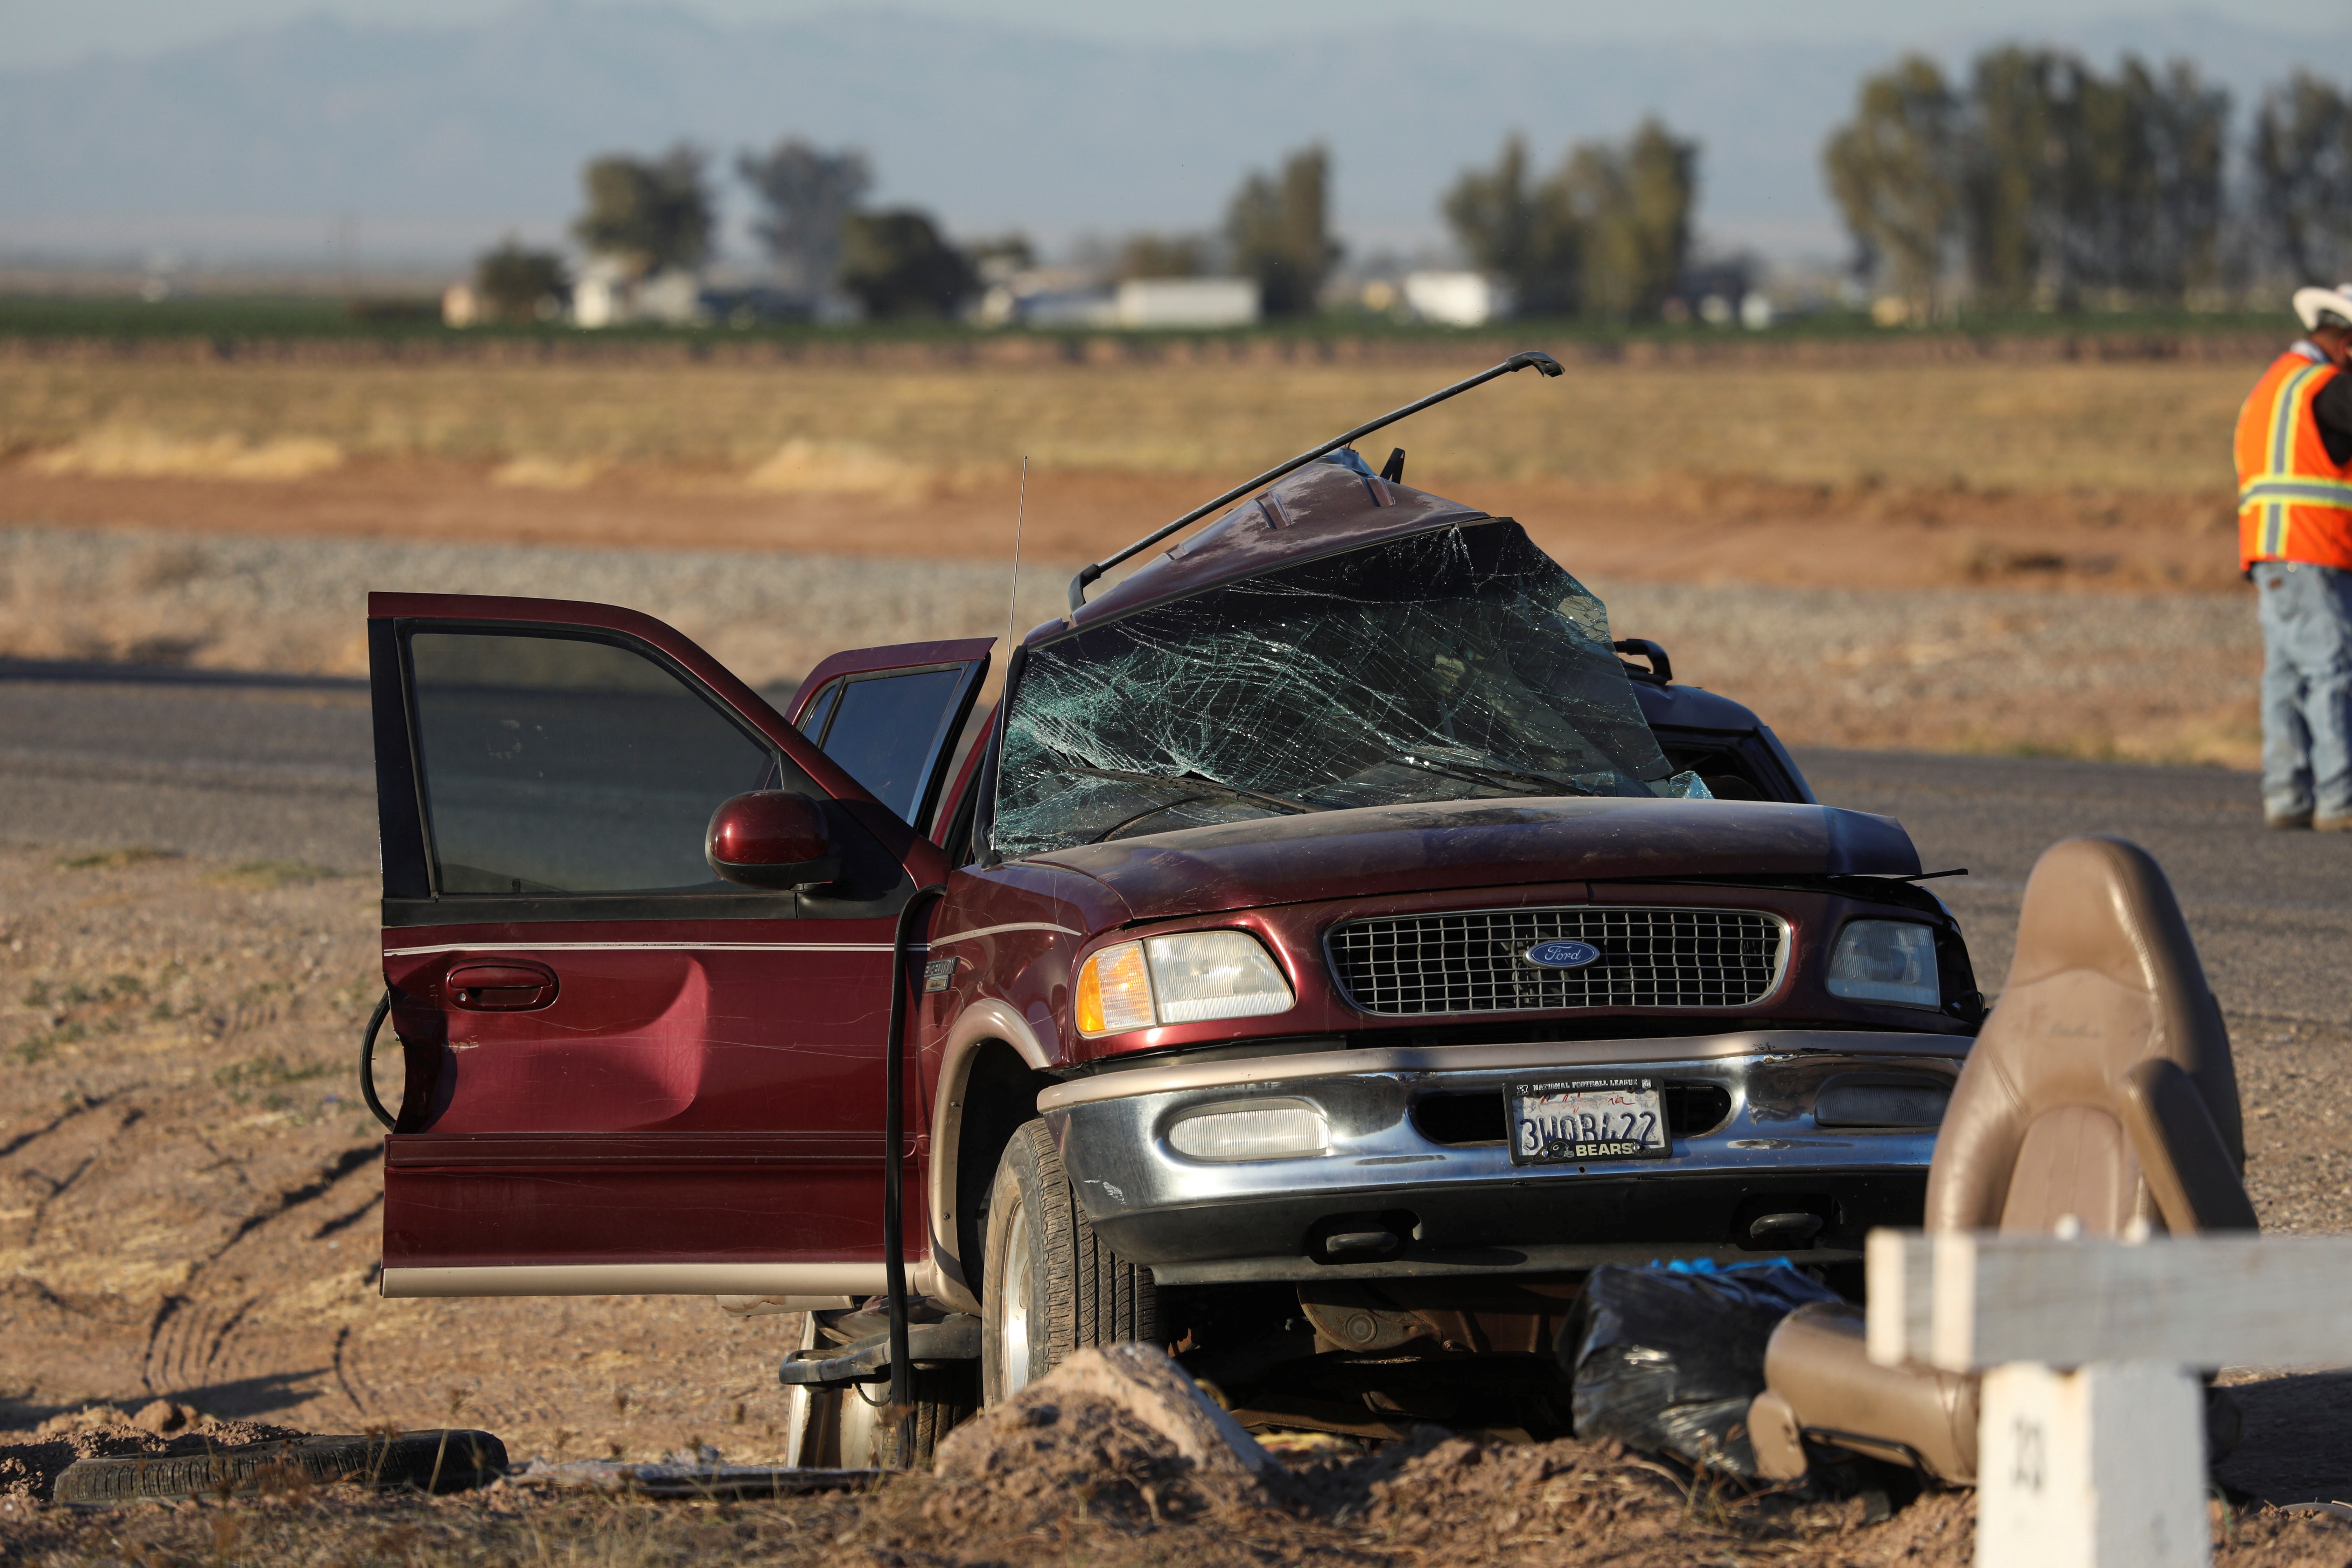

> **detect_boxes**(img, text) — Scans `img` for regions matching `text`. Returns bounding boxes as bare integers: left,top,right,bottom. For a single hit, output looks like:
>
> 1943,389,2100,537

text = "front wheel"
981,1119,1157,1405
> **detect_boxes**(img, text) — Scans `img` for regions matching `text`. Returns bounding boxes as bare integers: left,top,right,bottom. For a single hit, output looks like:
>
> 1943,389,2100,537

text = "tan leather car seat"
1748,835,2256,1484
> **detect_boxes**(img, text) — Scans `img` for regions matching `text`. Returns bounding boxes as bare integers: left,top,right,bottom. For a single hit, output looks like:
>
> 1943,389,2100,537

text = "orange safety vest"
2238,345,2352,573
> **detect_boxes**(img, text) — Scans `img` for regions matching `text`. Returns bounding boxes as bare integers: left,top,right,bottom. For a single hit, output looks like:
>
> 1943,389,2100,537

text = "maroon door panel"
367,594,941,1282
383,1135,929,1268
384,927,895,1136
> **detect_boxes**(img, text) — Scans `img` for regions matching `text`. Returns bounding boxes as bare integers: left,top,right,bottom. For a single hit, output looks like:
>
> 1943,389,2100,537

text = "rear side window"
408,631,782,894
800,666,970,826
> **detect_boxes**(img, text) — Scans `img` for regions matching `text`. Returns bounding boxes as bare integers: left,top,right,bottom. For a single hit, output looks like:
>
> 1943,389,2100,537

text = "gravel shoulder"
0,522,2266,766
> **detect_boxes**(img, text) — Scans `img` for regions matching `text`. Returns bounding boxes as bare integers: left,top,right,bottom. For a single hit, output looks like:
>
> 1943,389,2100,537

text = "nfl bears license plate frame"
1508,1075,1673,1166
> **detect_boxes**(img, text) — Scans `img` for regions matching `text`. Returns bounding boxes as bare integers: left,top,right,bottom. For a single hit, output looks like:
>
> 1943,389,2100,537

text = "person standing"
2238,284,2352,830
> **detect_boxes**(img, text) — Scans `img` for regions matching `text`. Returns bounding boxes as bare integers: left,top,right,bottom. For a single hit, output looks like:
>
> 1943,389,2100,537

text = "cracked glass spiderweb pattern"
992,521,1706,859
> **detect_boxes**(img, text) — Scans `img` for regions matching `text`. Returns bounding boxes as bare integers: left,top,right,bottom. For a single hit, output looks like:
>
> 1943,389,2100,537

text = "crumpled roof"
1052,451,1491,639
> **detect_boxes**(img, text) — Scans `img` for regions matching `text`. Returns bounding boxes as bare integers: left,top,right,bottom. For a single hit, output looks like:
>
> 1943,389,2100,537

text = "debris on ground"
506,1453,881,1498
0,1407,306,1501
1566,1262,1843,1477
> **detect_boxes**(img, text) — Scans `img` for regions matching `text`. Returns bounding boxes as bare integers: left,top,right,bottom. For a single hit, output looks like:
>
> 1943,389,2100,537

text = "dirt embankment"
0,461,2248,594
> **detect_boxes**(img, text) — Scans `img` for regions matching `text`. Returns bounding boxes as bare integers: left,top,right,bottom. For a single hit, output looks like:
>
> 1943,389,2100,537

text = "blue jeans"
2256,560,2352,819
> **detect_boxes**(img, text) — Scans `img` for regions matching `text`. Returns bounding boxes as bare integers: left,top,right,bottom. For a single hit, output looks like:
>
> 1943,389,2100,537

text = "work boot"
2267,809,2314,830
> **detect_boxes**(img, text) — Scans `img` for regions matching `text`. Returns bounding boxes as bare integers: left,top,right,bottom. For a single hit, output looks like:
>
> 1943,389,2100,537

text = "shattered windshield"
992,520,1708,859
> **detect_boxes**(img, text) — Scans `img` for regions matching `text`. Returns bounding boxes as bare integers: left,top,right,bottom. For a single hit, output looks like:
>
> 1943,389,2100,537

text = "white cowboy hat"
2294,284,2352,332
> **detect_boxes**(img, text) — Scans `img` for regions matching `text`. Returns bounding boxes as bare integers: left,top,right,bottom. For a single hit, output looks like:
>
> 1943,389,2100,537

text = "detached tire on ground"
54,1429,507,1505
981,1119,1157,1405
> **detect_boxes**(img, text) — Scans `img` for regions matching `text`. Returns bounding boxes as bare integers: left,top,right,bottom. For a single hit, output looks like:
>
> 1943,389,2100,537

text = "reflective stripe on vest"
2240,474,2352,510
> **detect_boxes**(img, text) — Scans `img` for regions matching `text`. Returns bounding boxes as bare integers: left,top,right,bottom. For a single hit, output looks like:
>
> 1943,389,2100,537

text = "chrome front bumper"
1037,1030,1966,1285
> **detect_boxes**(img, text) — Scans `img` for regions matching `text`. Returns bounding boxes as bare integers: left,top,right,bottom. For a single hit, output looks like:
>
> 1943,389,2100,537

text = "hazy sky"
6,0,2344,68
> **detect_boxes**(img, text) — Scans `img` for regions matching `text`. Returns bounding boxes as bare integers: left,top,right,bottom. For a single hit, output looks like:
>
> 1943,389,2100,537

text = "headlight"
1167,1101,1329,1161
1825,920,1941,1009
1074,931,1294,1036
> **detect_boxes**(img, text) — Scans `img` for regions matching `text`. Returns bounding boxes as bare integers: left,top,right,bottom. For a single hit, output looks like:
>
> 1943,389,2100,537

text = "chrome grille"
1327,906,1786,1016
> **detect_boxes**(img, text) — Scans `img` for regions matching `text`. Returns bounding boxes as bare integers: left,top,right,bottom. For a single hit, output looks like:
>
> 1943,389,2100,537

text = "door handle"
446,960,559,1011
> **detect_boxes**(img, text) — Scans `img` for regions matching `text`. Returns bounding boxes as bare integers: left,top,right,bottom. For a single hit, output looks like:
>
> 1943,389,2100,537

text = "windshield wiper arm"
1059,765,1311,817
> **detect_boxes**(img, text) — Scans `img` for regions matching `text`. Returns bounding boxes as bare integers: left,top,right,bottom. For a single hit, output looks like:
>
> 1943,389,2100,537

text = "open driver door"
367,594,987,1299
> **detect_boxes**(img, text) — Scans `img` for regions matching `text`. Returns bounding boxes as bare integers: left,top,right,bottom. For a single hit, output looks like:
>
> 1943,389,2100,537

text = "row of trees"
502,139,1350,322
570,141,976,318
2254,75,2352,288
1439,120,1698,321
1114,126,1701,325
477,50,2343,330
1828,53,2352,316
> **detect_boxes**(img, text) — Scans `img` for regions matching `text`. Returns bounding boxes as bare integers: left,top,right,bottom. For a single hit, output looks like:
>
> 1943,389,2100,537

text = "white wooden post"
1977,1361,2206,1568
1866,1229,2352,1568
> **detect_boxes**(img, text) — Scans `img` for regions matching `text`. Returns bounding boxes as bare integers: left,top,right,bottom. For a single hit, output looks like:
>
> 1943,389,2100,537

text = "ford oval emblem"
1523,939,1602,969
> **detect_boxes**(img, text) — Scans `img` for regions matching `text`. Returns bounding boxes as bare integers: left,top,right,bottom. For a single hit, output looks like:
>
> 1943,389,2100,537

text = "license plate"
1509,1076,1671,1166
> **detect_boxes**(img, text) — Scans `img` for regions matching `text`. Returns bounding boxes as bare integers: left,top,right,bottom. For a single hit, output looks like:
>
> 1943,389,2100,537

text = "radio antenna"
1003,456,1028,653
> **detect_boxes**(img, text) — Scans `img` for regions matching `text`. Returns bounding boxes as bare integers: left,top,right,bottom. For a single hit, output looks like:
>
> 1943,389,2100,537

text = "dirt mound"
927,1344,1276,1533
0,1407,306,1501
913,1344,1973,1565
924,1390,1230,1533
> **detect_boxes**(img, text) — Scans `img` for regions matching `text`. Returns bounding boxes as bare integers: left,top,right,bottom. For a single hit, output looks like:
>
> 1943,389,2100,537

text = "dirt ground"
0,348,2262,600
2,844,2351,1565
0,353,2262,490
15,1426,2352,1568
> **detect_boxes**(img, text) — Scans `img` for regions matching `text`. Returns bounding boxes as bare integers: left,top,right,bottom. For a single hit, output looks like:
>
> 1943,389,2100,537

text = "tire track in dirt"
216,1143,378,1252
137,1142,383,1406
0,1089,126,1161
328,1325,370,1419
15,1107,141,1248
309,1191,379,1240
3,1103,144,1260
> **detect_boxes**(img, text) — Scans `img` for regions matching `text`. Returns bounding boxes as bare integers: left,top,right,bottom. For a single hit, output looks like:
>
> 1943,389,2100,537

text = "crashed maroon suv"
364,434,1979,1454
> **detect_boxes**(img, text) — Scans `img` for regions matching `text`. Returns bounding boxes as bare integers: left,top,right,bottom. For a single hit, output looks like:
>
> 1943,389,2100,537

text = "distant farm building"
1403,272,1510,327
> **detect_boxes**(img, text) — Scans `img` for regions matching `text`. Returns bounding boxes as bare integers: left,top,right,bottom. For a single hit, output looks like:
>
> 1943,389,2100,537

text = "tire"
788,1308,978,1472
54,1429,507,1505
981,1118,1157,1406
835,1363,980,1470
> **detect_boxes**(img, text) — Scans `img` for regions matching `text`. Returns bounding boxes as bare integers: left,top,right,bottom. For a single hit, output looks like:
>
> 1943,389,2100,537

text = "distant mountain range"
3,4,2342,266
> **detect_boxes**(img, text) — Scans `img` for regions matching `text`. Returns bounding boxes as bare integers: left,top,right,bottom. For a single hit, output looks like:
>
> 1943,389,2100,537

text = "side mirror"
706,791,840,890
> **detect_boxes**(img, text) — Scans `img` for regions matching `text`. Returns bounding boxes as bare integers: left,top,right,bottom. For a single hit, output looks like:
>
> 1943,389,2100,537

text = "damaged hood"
1031,796,1923,923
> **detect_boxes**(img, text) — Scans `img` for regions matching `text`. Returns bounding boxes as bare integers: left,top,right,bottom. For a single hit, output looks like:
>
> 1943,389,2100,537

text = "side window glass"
807,668,968,825
797,680,844,740
408,631,783,895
